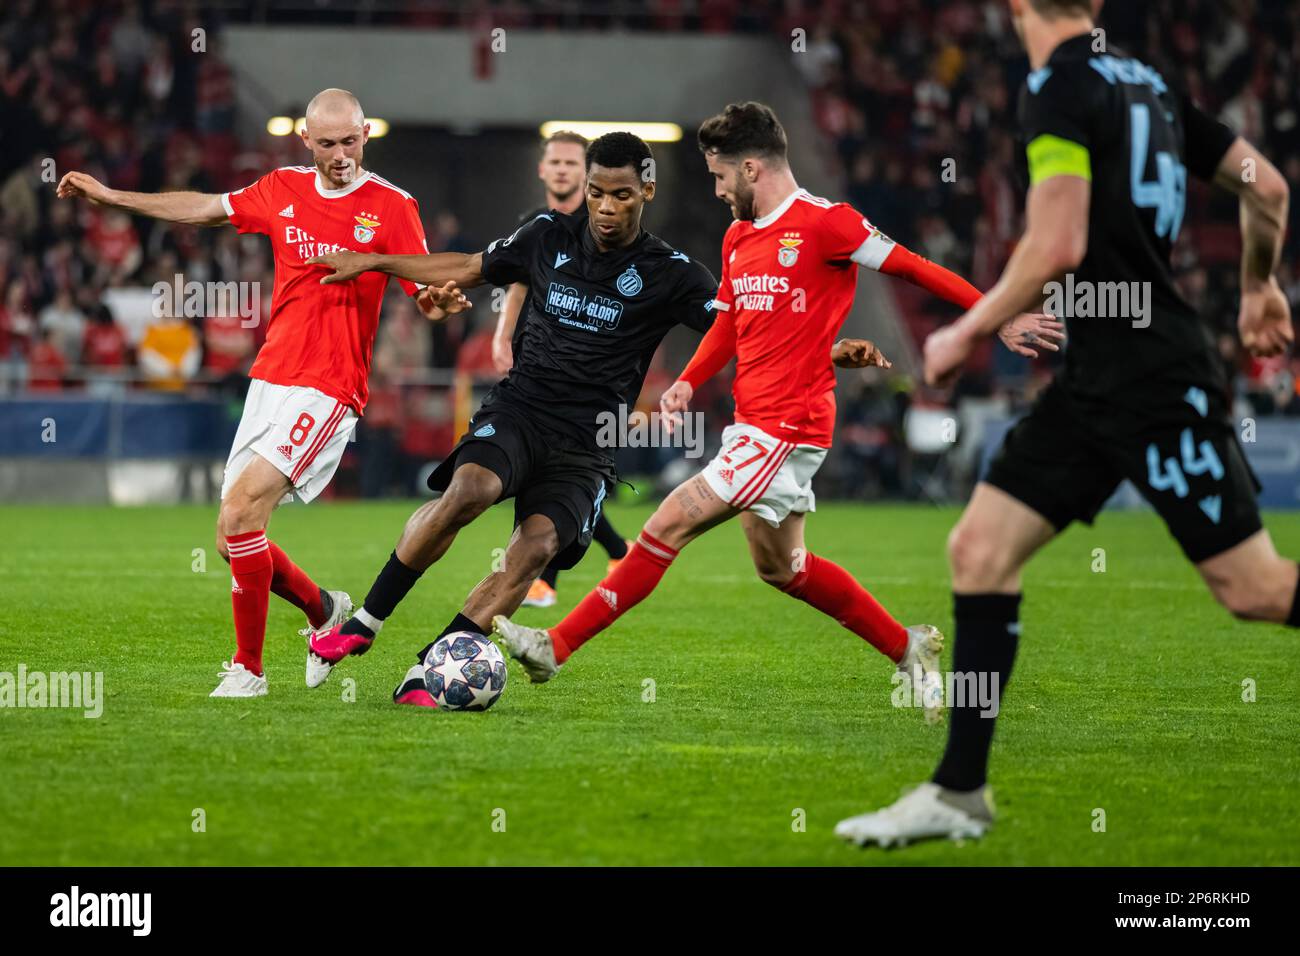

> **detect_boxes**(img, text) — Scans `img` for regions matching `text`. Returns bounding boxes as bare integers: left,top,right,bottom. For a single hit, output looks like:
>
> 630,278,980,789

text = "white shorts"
221,380,358,504
700,423,828,527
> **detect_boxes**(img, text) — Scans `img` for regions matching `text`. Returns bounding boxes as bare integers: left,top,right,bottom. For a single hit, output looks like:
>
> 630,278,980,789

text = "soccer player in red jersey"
57,89,468,698
493,102,1061,721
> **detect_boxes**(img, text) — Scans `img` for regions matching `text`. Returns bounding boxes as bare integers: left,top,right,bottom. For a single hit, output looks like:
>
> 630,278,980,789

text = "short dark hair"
697,101,788,163
1028,0,1094,16
585,131,653,179
542,130,588,154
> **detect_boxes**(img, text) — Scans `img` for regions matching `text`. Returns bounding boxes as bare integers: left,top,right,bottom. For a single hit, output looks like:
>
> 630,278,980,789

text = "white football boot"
298,589,353,641
492,615,560,683
897,624,945,725
209,661,268,698
835,783,994,848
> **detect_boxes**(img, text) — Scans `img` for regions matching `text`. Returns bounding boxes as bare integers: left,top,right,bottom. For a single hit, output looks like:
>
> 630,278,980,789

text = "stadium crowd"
3,0,1298,499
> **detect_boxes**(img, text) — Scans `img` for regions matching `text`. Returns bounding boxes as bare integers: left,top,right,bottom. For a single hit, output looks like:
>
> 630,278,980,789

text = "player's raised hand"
57,171,116,205
832,338,892,369
1239,276,1293,358
923,324,976,388
308,250,375,284
417,281,471,321
659,380,694,435
998,312,1066,358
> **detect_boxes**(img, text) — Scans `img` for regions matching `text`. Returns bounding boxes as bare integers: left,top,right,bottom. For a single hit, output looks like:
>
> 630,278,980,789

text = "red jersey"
695,189,898,448
222,166,428,411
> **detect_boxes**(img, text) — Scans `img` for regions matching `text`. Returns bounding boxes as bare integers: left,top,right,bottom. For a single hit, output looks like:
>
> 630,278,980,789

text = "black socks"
416,612,489,663
932,592,1022,793
1286,563,1300,628
341,551,423,638
593,513,628,559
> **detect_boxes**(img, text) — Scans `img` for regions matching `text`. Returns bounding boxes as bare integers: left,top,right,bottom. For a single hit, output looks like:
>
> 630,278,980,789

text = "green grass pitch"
1,499,1296,866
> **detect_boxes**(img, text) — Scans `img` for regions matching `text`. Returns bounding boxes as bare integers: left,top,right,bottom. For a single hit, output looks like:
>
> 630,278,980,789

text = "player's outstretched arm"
56,171,228,226
1213,138,1292,357
310,251,485,288
493,283,528,374
923,176,1089,387
867,234,1063,357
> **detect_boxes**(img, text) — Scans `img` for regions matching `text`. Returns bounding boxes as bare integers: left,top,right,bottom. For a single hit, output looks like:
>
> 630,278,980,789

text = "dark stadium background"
2,0,1298,506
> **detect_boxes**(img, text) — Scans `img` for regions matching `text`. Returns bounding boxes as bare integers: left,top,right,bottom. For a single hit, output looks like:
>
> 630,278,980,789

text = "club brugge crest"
616,264,643,297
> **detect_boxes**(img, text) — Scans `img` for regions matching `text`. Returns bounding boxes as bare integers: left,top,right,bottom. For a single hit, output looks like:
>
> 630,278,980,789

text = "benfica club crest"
354,214,381,243
777,234,803,267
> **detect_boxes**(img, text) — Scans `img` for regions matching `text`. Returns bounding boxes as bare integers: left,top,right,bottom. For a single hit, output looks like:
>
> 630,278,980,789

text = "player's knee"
1209,573,1289,623
643,507,689,551
217,495,262,538
215,528,230,563
438,475,497,528
947,521,1007,588
752,552,794,588
507,522,560,582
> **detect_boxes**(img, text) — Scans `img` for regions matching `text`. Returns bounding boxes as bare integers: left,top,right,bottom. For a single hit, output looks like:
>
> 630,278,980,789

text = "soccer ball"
422,632,507,711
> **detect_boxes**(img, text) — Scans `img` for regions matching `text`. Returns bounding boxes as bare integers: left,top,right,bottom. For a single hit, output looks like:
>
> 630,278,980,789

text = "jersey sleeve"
385,197,431,296
710,224,739,315
221,170,281,236
821,203,898,269
1181,94,1237,182
1020,66,1096,186
672,257,720,333
480,212,554,287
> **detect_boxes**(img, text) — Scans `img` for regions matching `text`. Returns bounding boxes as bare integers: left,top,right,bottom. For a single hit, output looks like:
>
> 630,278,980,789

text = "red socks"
268,541,326,627
550,531,679,663
227,530,274,675
781,553,908,662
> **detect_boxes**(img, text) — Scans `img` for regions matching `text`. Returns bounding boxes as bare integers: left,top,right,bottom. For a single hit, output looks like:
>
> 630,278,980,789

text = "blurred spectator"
38,288,84,360
82,304,128,371
26,327,67,391
138,312,200,390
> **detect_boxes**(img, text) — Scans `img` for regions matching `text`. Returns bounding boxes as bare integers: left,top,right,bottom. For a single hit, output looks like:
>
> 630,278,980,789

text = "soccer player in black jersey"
838,0,1294,845
303,132,718,704
491,130,632,611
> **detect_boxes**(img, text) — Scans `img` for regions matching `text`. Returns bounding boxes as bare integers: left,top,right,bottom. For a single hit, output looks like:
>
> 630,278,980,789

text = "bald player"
58,88,470,698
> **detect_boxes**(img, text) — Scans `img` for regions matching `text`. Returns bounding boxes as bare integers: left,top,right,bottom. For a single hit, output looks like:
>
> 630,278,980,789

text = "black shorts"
426,402,615,571
984,380,1261,563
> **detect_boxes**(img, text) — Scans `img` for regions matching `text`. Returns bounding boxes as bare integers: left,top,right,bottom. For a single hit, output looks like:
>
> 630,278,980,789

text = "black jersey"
508,204,587,360
478,209,718,450
1017,34,1237,406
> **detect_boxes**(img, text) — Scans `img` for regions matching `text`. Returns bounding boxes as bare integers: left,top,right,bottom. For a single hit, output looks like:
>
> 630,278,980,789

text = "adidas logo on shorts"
277,443,294,461
718,467,735,484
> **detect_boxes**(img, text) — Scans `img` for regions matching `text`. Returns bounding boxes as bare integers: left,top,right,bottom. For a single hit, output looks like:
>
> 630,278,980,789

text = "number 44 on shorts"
1146,428,1225,513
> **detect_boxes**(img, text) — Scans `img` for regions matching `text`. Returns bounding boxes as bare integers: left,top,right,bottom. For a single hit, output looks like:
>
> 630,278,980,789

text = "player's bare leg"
495,473,736,682
837,483,1056,846
742,511,946,722
306,463,502,687
210,455,291,697
465,514,561,625
1196,529,1300,624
